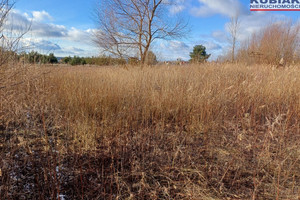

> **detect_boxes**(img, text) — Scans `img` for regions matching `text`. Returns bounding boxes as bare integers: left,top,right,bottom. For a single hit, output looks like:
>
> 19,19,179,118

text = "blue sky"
7,0,300,60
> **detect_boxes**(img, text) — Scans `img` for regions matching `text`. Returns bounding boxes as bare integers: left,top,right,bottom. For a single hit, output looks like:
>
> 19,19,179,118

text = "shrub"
128,57,140,65
70,56,86,66
145,51,158,65
62,56,72,64
237,20,300,65
84,56,126,66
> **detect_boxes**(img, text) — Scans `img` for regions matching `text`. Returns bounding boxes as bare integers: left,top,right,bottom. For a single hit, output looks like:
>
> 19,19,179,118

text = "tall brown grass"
0,63,299,199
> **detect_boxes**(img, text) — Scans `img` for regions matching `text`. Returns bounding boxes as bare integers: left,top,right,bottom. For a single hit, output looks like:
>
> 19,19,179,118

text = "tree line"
17,48,210,66
61,52,158,66
19,51,58,64
16,50,161,66
61,56,126,66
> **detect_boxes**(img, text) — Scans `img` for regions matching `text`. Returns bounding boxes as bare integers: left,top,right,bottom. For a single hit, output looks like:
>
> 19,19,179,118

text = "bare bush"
237,20,300,66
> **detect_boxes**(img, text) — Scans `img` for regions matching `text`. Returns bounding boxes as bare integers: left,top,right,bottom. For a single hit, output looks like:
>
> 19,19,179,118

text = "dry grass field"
0,63,299,199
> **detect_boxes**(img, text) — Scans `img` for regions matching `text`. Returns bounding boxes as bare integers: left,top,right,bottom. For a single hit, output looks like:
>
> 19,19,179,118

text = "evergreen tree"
190,45,210,63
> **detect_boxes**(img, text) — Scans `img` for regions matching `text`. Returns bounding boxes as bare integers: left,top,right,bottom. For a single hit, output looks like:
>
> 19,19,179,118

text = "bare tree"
94,0,187,64
0,0,29,68
228,12,240,62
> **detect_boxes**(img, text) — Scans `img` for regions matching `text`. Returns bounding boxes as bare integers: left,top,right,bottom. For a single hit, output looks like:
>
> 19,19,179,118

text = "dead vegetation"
0,63,299,199
237,21,300,67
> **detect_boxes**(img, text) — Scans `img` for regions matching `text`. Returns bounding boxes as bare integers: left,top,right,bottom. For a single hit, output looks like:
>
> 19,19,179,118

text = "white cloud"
5,10,68,37
169,40,189,49
170,5,185,14
169,0,186,14
158,40,191,60
225,12,288,42
4,10,31,31
21,38,61,52
203,41,222,51
31,23,68,38
191,0,244,17
59,46,99,57
212,30,227,43
32,10,53,22
3,9,98,57
20,37,99,57
67,27,91,42
5,10,95,43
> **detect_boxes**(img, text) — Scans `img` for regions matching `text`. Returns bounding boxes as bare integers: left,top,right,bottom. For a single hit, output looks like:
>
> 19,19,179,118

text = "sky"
5,0,300,60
